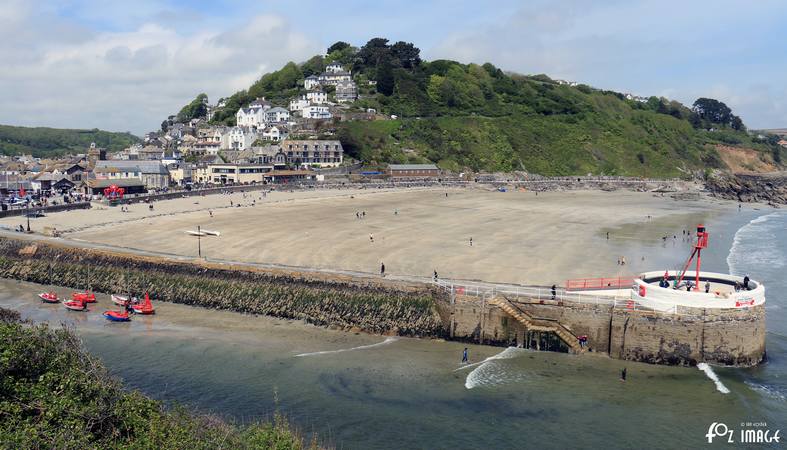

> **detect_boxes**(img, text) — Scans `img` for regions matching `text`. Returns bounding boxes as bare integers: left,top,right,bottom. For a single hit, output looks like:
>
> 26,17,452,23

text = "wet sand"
4,187,736,284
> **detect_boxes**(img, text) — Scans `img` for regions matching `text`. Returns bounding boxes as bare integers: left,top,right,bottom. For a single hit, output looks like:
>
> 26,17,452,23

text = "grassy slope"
0,309,318,449
0,125,140,157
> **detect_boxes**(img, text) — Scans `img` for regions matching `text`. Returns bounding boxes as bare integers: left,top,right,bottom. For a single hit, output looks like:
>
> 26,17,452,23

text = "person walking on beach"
462,348,468,363
469,237,473,247
606,231,609,240
380,262,385,277
551,284,557,300
370,233,374,243
209,210,213,218
433,270,438,281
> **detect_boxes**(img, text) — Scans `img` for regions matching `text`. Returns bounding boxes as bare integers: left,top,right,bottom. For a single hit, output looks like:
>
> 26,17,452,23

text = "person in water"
462,348,468,363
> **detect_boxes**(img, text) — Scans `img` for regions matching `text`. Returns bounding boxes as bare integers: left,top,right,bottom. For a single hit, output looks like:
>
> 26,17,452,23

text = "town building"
281,140,343,167
289,97,310,112
306,90,328,104
94,160,170,189
86,178,147,196
302,105,332,120
224,127,257,150
325,62,344,73
264,107,290,124
387,163,440,178
195,163,273,184
335,80,358,103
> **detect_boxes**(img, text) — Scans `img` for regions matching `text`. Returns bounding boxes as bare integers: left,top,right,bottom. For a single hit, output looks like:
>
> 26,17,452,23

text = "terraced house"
281,140,344,167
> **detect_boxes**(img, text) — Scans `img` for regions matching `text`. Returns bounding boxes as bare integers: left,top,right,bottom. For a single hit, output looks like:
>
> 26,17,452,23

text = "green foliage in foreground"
0,311,319,449
0,124,140,158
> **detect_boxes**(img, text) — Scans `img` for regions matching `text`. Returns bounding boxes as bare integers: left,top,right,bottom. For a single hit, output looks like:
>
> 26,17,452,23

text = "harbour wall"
0,236,766,366
440,294,766,367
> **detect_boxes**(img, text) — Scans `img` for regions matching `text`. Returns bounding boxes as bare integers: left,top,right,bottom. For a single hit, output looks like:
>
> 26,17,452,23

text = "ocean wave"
294,337,398,357
697,363,730,394
727,212,787,275
745,381,786,401
462,347,527,389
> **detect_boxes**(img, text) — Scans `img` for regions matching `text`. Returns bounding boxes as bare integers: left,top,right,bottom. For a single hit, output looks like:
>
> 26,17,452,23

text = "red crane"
676,224,709,291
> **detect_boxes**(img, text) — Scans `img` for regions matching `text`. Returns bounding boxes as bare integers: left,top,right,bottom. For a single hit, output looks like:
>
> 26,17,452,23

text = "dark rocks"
705,172,787,205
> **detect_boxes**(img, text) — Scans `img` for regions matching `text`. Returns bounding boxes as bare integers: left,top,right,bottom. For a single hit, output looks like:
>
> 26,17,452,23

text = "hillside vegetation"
0,125,140,157
0,308,319,449
199,38,785,177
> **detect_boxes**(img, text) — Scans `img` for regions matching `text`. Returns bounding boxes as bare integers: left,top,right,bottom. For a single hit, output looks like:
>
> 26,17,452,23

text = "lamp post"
197,225,201,258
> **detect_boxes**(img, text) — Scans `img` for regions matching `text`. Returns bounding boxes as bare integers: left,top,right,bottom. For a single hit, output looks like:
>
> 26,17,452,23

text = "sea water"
1,208,785,449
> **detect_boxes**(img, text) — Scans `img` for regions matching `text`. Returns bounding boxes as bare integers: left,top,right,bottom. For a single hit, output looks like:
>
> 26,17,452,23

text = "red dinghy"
131,293,155,315
103,310,131,322
38,292,59,303
72,291,96,303
63,298,87,311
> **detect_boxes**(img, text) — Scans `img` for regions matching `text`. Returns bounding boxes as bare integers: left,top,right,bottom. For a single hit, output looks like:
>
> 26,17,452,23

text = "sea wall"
0,202,91,219
441,295,766,367
0,237,444,337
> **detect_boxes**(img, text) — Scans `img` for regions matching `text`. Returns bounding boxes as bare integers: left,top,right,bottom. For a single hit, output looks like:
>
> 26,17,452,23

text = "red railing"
565,277,635,291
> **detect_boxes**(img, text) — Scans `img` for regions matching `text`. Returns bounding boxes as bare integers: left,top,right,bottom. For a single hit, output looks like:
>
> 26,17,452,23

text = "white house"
306,90,328,104
325,62,344,73
236,106,266,128
304,75,320,90
335,81,358,103
223,127,257,150
261,126,288,141
289,97,310,112
302,105,332,119
319,71,351,85
265,107,290,124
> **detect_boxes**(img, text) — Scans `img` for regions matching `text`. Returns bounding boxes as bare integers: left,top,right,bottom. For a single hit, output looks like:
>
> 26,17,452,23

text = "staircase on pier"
488,296,584,354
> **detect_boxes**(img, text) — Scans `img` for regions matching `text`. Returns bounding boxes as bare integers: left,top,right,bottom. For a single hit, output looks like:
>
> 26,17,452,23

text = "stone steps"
489,296,584,354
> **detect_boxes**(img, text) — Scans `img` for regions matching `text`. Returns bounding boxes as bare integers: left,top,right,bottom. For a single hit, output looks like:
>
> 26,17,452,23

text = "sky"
1,0,786,135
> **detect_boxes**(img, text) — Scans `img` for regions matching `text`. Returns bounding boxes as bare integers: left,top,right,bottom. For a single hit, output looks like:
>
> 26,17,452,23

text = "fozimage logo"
706,422,781,444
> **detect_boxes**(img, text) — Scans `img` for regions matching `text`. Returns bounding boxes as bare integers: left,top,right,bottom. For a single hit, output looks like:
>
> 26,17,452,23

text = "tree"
730,115,745,131
356,37,391,71
692,98,733,125
327,41,351,54
160,120,169,132
376,58,395,96
390,41,421,69
176,93,208,123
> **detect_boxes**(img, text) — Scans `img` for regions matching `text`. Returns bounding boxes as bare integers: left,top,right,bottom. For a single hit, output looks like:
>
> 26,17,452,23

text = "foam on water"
697,363,730,394
727,212,786,276
745,381,787,401
294,337,397,357
463,347,527,389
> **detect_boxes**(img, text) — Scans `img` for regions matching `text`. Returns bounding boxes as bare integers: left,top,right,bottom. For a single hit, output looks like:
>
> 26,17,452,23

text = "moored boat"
103,310,131,322
38,292,59,303
63,299,87,311
131,293,155,315
111,294,138,306
72,291,96,303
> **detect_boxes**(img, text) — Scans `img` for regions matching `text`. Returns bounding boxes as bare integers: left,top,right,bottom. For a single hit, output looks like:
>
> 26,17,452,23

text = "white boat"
111,294,138,306
201,229,221,236
185,230,207,237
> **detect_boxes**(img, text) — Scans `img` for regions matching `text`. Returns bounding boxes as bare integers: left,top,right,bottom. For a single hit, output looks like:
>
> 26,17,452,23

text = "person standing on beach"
462,348,468,363
620,368,627,382
209,210,213,218
705,281,711,293
370,233,374,243
469,237,473,247
380,262,385,277
551,284,557,300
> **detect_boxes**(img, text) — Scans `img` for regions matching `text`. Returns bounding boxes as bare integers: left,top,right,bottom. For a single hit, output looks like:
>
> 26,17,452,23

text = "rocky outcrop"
0,237,444,337
705,172,787,205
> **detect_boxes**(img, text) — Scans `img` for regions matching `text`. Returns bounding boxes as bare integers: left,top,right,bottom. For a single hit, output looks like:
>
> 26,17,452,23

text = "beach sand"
3,187,735,285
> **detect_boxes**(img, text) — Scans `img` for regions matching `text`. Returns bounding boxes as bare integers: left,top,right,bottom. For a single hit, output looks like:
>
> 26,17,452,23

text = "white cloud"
0,8,318,134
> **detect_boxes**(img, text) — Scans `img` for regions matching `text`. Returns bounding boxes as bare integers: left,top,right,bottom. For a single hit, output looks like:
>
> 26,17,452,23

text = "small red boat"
72,291,96,303
103,310,131,322
63,298,87,311
131,293,155,315
38,292,59,303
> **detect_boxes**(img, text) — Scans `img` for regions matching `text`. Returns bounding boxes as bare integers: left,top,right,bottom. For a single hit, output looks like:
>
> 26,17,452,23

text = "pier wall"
442,295,765,367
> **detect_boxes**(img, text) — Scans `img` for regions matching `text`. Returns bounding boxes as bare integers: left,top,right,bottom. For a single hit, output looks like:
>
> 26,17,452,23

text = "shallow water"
1,207,785,449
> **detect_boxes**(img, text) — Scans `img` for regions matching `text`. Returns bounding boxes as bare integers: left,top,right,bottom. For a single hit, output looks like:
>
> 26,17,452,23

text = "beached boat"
111,294,138,306
63,299,87,311
72,291,96,303
131,293,155,315
201,229,221,236
185,230,207,237
38,292,59,303
103,310,131,322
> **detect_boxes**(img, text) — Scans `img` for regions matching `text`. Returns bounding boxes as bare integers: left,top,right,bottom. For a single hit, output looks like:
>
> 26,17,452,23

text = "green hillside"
201,38,784,177
0,125,140,157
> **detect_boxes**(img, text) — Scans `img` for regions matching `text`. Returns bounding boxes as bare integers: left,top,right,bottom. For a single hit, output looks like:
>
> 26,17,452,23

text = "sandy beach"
2,186,736,285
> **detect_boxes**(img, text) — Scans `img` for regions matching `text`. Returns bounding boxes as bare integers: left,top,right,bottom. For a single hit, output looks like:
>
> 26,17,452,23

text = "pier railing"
432,279,695,316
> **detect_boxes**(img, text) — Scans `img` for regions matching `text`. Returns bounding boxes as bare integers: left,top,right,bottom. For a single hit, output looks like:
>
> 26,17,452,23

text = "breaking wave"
462,347,527,389
295,337,397,357
745,381,786,401
697,363,730,394
727,212,786,276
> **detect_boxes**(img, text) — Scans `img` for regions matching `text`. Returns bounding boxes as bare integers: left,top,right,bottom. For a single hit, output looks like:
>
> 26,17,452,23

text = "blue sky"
1,0,785,135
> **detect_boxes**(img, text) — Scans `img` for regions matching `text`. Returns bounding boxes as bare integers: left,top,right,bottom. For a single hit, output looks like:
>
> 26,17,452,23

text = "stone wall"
0,202,91,219
440,295,766,367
